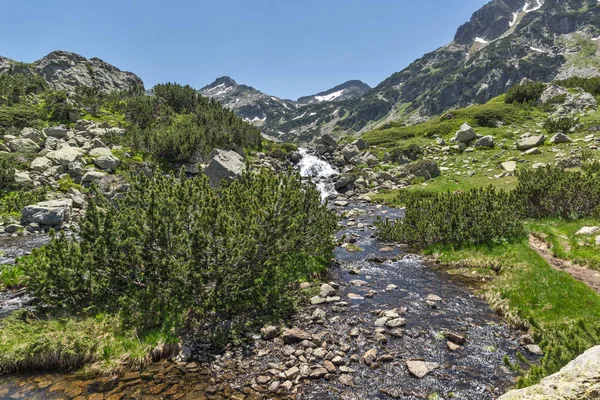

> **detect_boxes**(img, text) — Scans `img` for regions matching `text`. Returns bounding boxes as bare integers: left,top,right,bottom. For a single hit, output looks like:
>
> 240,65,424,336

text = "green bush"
131,114,205,162
543,117,579,134
474,109,506,127
515,167,600,219
0,189,46,216
555,76,600,96
0,156,16,190
376,187,525,247
505,81,546,105
21,168,338,336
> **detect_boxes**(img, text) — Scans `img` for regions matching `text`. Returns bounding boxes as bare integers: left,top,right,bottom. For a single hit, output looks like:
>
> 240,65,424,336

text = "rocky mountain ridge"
0,50,144,93
199,77,370,142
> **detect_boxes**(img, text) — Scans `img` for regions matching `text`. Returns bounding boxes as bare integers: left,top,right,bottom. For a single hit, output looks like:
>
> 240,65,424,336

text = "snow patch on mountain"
315,89,345,102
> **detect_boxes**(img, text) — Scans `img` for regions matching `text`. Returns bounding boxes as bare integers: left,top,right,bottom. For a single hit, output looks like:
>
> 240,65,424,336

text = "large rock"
319,134,338,148
406,360,440,378
89,147,113,157
94,154,121,171
517,135,546,151
341,144,360,162
20,127,46,146
406,160,440,180
9,138,40,153
353,138,369,151
282,328,312,344
549,133,571,144
475,135,494,147
46,146,84,166
22,199,73,226
30,157,53,172
44,125,69,139
203,149,245,187
454,123,476,143
497,345,600,400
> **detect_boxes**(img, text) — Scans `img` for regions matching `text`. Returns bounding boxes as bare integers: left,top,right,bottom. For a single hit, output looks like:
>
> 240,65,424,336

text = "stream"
0,150,532,399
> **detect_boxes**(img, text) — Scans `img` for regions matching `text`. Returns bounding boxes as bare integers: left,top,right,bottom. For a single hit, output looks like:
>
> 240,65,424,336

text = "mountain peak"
207,76,238,88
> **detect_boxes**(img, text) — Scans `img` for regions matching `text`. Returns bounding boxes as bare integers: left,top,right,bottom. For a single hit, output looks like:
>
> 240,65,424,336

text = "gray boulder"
319,134,338,148
44,125,69,139
22,199,73,227
204,149,246,187
341,144,360,162
549,133,571,144
82,170,108,185
30,157,53,172
498,345,600,400
89,147,112,157
406,160,440,180
475,135,494,147
46,146,84,166
353,138,369,151
20,127,46,146
94,154,121,171
9,138,40,153
454,123,476,143
517,135,546,151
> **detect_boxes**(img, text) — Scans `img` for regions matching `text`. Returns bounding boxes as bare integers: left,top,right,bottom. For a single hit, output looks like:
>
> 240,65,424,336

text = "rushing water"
297,148,339,199
0,156,534,400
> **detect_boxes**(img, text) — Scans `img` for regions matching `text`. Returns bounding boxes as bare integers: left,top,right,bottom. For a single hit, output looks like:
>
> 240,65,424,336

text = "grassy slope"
365,95,600,386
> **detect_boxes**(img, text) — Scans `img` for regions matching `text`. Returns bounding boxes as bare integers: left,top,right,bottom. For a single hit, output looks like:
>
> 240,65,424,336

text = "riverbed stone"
282,328,312,344
363,348,377,366
406,360,440,378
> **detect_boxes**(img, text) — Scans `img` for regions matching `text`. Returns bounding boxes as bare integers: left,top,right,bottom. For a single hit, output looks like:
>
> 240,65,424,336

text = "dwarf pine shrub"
505,81,545,105
376,187,525,247
515,166,600,219
21,168,338,334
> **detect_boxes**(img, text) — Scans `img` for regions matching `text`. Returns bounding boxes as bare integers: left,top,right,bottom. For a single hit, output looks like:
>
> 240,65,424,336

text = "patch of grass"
0,311,178,375
0,264,25,290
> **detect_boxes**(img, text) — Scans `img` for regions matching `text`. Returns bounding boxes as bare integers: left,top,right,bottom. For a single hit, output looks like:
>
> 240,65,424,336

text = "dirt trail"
529,235,600,294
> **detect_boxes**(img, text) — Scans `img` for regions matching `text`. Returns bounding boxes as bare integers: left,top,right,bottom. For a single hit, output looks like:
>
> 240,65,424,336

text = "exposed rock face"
0,51,144,93
22,199,73,227
203,149,246,187
498,345,600,399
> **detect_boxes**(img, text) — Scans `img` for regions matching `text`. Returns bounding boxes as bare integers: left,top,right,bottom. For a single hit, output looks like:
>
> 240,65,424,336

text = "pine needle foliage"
20,168,338,334
376,187,525,247
515,166,600,219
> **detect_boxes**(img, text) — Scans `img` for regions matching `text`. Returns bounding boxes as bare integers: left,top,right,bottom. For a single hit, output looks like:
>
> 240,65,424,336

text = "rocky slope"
199,77,369,142
0,51,144,93
341,0,600,132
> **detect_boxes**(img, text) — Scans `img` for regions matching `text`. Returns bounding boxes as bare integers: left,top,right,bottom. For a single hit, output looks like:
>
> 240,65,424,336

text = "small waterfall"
297,148,339,199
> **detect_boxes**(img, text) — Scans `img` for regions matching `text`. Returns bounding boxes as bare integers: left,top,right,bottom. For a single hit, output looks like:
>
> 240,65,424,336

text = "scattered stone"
347,293,364,300
385,284,398,291
320,283,336,297
426,294,442,302
475,135,494,148
386,318,406,328
285,366,300,380
549,133,571,144
524,147,541,155
575,226,600,236
444,331,467,345
525,344,544,355
9,138,41,153
517,135,546,151
501,161,517,173
261,325,278,340
282,328,312,344
406,360,440,378
310,367,328,379
447,341,461,351
363,349,378,366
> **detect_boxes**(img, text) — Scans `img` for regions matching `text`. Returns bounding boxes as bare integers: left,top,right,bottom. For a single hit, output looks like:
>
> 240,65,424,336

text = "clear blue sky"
1,0,488,100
